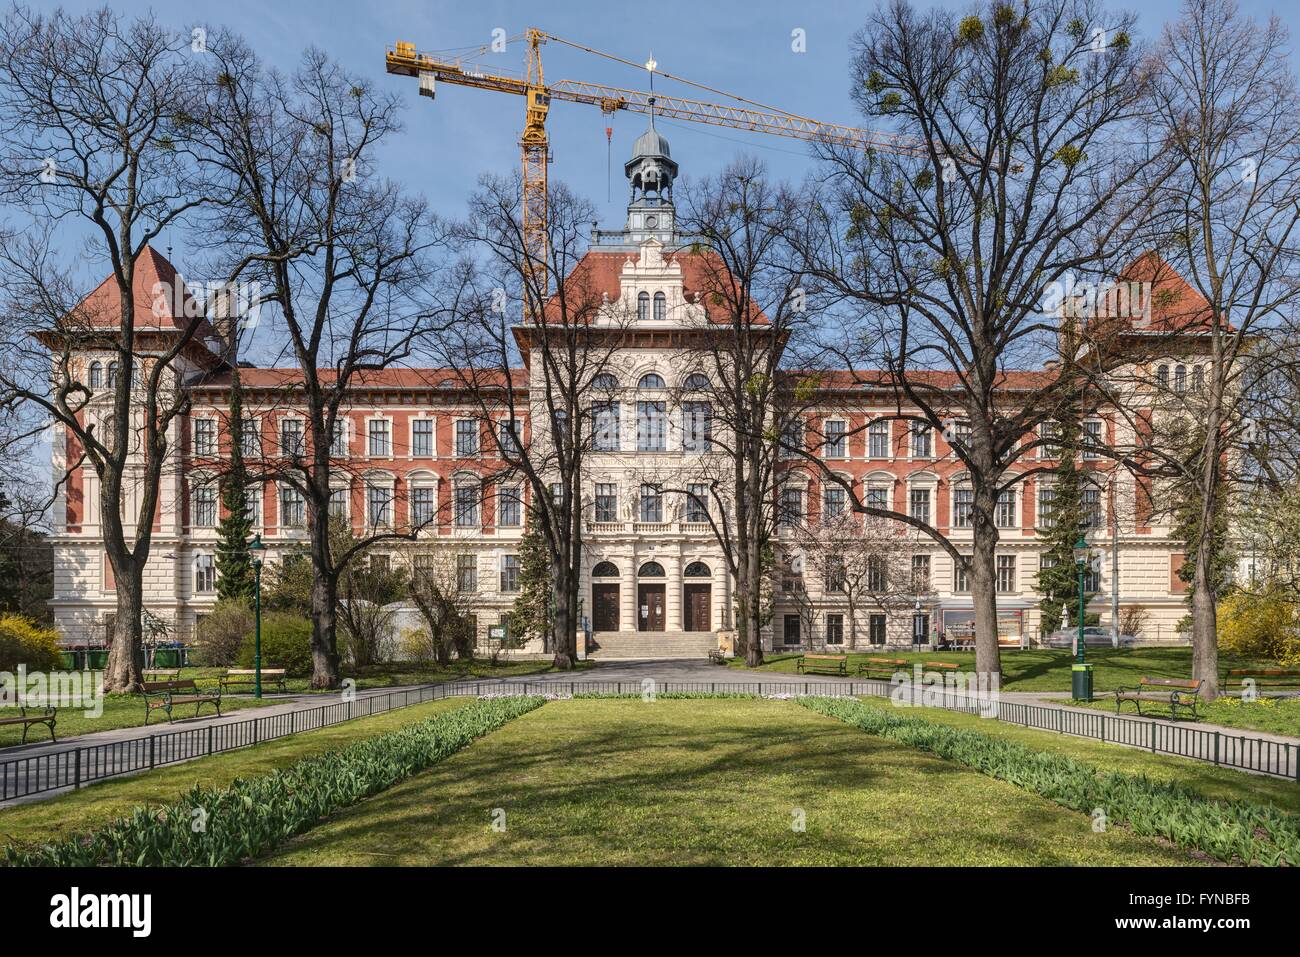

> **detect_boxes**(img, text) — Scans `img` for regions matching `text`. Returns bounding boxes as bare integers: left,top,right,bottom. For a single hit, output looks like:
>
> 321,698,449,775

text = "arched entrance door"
682,561,712,631
591,562,620,632
637,561,666,631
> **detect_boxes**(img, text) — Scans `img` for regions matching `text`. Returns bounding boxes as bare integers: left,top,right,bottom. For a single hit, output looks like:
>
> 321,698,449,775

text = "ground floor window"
825,613,844,645
782,614,800,645
869,613,887,646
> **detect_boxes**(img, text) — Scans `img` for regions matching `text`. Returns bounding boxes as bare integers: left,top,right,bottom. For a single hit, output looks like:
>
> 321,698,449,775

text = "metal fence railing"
2,677,1296,805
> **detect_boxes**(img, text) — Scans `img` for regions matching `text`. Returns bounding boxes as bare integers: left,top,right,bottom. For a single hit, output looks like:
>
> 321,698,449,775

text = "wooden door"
592,584,620,632
683,584,711,631
638,584,665,631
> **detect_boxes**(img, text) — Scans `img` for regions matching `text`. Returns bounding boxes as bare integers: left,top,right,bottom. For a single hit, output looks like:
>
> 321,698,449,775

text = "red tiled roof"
70,245,219,339
1088,252,1225,334
786,368,1053,392
195,366,527,392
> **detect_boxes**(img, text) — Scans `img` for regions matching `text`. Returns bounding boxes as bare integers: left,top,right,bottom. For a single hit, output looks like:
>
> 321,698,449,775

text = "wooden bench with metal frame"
1223,668,1300,690
142,679,222,725
1114,677,1203,721
143,668,180,682
923,661,963,677
796,654,848,675
0,702,57,743
707,650,728,665
857,656,908,679
219,669,289,694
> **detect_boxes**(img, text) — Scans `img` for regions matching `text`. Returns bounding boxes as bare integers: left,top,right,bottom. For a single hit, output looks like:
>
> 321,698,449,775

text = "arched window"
1192,365,1204,392
638,373,665,389
638,561,665,577
88,361,103,389
106,361,119,389
637,291,650,321
591,561,619,578
653,291,666,321
684,373,710,390
1174,364,1187,393
592,373,618,390
1156,364,1169,389
684,561,711,577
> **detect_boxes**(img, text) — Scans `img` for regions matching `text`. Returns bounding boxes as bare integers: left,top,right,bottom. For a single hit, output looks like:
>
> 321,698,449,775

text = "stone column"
713,559,729,632
665,551,682,631
620,552,636,633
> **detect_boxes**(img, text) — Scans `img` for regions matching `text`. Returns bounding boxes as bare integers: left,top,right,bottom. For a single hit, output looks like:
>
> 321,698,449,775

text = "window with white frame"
911,554,931,591
244,486,262,526
780,418,803,458
826,613,844,644
686,483,709,523
194,554,216,593
366,484,392,527
592,401,620,451
457,554,477,592
954,558,970,592
1039,421,1061,459
1082,420,1102,460
280,418,304,457
241,423,262,459
497,486,521,527
368,419,391,457
653,291,666,321
411,485,436,527
193,485,217,527
996,555,1017,593
636,401,666,452
910,421,932,458
500,554,520,593
824,420,847,458
682,401,712,452
455,419,478,456
866,485,889,511
497,418,522,456
1082,486,1102,528
866,555,888,592
595,483,618,523
411,419,434,457
823,485,847,520
280,485,305,527
1038,485,1057,528
995,488,1017,528
825,556,846,592
330,419,349,457
778,487,803,528
454,483,480,527
953,487,974,528
950,419,972,454
868,420,890,458
639,484,663,523
329,487,349,519
193,419,217,457
909,487,930,525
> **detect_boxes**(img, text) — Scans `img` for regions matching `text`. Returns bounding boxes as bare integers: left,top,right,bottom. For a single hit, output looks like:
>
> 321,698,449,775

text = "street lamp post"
249,534,266,699
1072,532,1093,702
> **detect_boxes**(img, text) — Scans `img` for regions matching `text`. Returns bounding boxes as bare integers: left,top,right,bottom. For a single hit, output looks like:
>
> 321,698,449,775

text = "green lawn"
262,698,1193,866
733,647,1278,693
0,698,471,851
1061,693,1300,738
0,657,585,749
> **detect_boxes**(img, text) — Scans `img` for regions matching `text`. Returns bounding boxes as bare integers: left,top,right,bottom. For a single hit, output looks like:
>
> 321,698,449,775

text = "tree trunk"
743,545,765,668
847,599,858,650
971,483,1002,684
103,562,145,693
309,530,341,689
550,555,576,670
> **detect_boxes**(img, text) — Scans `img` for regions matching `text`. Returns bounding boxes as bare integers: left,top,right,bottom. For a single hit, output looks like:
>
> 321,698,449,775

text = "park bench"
857,657,908,679
924,661,962,677
0,702,57,744
1114,677,1203,721
143,668,180,682
219,669,289,694
1224,669,1300,691
142,679,222,725
707,650,728,665
796,654,848,675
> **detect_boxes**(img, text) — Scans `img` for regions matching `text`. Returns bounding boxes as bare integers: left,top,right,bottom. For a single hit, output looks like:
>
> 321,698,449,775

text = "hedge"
237,613,313,676
0,614,62,673
800,696,1300,866
3,695,545,867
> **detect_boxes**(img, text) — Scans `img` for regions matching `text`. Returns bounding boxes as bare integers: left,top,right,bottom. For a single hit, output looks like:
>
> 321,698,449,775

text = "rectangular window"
951,420,972,455
686,483,709,523
193,486,217,527
1082,487,1102,528
954,559,970,593
866,556,887,592
682,401,712,452
636,401,666,452
1038,485,1057,529
823,486,846,520
498,419,522,456
455,420,478,457
244,486,262,526
639,484,663,523
241,423,261,459
866,486,889,511
329,487,348,519
412,419,434,457
910,421,932,458
1039,421,1061,459
595,483,618,523
996,488,1017,528
782,615,801,645
953,488,974,528
366,484,392,527
824,420,847,458
869,614,887,646
825,556,846,593
411,486,436,527
550,482,563,506
280,418,304,457
826,613,844,645
454,485,479,527
280,485,305,527
456,554,477,593
193,419,216,457
781,418,803,459
500,554,520,593
330,419,349,457
1083,420,1102,460
868,420,890,459
1083,557,1101,593
194,554,216,594
592,401,620,452
368,419,391,457
778,487,803,528
912,554,931,591
996,555,1017,593
498,487,521,527
909,488,930,525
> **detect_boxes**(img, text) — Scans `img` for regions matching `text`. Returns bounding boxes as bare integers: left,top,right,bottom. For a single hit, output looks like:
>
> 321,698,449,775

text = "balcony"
585,520,714,537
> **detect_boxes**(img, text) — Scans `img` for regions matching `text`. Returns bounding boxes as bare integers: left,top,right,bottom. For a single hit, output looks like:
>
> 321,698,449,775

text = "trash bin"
87,649,109,670
1071,663,1094,702
154,648,181,668
59,651,78,670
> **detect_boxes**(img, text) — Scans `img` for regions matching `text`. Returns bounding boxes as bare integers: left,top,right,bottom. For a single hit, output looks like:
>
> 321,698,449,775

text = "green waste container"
87,649,109,669
59,651,78,670
154,648,181,668
1071,663,1094,702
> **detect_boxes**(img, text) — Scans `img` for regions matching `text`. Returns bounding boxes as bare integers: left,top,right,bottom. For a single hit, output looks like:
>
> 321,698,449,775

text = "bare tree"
787,0,1164,681
196,37,454,688
406,546,476,666
0,7,222,690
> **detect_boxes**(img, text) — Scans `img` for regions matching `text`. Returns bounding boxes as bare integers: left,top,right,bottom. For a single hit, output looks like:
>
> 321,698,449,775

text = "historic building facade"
46,125,1201,657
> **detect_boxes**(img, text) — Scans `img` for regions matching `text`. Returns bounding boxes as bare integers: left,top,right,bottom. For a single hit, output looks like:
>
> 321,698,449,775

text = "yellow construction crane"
386,29,923,292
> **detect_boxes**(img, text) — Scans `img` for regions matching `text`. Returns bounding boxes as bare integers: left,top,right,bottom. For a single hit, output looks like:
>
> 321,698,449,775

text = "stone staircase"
587,631,718,660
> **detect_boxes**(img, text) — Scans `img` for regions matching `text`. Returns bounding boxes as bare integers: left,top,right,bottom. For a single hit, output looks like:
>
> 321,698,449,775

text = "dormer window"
653,291,666,321
637,291,650,322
